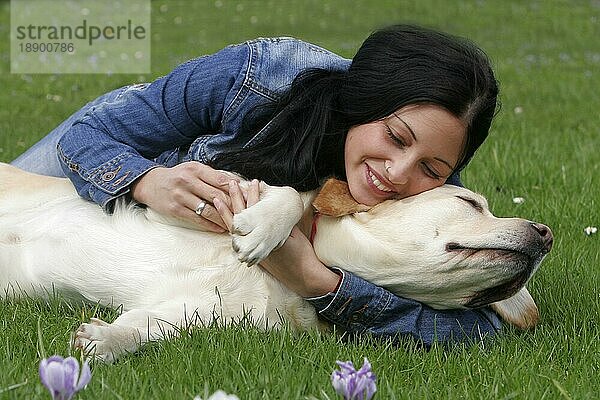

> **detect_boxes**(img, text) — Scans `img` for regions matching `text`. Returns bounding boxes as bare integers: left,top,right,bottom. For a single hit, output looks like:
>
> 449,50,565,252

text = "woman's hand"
131,161,240,232
215,180,341,298
259,226,341,297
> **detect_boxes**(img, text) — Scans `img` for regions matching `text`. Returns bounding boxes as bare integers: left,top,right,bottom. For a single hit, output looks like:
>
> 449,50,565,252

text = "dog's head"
312,179,552,329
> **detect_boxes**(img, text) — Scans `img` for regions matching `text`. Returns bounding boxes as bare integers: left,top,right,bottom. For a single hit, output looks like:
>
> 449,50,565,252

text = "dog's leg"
73,304,185,363
230,182,307,265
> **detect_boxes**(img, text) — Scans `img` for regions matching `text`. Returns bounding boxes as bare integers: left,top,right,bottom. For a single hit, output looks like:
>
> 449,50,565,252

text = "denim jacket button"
102,171,116,181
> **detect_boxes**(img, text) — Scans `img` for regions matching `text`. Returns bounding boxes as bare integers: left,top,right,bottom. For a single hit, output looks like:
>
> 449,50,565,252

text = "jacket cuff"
86,153,157,195
305,268,389,333
58,144,161,211
90,160,160,211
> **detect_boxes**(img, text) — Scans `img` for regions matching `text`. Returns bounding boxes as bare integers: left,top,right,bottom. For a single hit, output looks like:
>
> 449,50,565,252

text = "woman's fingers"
246,179,260,207
175,187,225,230
214,198,234,232
214,180,262,233
193,163,240,207
229,181,246,214
180,206,227,233
171,162,235,210
148,161,261,232
193,202,227,230
188,176,231,209
130,162,242,231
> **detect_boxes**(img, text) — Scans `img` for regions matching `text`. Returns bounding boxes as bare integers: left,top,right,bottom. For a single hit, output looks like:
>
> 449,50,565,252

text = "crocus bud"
39,356,91,400
331,358,377,400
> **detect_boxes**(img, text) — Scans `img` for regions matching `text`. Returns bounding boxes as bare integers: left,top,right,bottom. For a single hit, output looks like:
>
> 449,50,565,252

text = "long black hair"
211,25,499,192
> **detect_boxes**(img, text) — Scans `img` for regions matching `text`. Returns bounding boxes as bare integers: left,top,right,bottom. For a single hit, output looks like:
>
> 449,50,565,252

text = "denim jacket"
56,37,501,346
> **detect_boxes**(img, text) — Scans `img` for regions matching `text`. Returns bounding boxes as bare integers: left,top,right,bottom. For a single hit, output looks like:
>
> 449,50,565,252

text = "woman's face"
344,104,466,205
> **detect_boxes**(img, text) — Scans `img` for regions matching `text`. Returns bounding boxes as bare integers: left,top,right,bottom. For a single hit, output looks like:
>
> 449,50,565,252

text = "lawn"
1,0,599,399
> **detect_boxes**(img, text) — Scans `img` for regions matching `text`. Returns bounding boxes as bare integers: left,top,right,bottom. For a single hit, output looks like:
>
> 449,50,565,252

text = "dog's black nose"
531,222,553,252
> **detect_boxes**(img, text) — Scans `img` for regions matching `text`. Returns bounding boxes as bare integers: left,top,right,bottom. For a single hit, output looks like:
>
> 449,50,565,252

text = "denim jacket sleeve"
56,42,251,209
306,269,502,347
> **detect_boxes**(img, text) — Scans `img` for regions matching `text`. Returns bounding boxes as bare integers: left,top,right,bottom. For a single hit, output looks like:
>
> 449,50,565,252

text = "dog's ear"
312,178,371,217
490,287,539,330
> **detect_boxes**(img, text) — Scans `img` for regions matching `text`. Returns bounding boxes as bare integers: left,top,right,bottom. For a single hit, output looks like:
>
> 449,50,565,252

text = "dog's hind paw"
73,318,138,364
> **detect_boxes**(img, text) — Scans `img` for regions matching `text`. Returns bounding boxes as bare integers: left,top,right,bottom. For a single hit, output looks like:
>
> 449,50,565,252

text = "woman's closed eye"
421,163,442,180
384,124,406,148
385,123,444,180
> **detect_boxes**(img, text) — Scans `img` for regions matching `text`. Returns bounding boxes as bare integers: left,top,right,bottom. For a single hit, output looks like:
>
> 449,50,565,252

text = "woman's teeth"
369,170,393,192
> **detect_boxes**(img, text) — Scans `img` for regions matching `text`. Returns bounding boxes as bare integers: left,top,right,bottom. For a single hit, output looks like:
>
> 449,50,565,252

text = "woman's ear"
312,178,371,217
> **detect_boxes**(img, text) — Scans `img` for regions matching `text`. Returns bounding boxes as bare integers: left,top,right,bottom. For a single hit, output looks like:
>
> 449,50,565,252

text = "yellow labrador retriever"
0,163,552,362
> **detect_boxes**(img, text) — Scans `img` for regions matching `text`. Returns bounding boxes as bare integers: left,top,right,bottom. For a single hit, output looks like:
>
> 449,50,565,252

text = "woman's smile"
364,163,395,196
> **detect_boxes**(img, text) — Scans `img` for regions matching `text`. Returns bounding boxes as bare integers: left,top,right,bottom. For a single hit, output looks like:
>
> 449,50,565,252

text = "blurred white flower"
584,226,597,235
513,106,523,114
194,390,240,400
512,197,525,204
45,94,63,102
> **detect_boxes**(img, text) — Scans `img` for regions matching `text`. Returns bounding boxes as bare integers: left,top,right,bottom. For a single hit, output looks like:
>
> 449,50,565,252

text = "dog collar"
309,212,322,245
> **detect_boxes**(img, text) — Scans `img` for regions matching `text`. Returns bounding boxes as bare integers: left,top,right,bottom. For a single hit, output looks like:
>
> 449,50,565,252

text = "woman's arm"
305,268,501,347
260,227,501,347
57,43,250,225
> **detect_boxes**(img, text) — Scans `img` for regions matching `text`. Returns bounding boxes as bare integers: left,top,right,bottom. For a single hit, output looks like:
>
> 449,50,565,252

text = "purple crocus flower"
331,358,377,400
39,356,91,400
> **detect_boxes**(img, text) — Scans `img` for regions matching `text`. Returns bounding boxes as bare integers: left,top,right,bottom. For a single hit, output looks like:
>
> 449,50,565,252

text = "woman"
12,25,501,347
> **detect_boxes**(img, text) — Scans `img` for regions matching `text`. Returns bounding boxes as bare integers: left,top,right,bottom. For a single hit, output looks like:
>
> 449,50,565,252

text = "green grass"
1,0,599,398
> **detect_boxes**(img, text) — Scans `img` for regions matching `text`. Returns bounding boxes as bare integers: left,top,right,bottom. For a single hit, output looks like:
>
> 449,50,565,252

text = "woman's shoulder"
245,36,346,59
241,37,351,97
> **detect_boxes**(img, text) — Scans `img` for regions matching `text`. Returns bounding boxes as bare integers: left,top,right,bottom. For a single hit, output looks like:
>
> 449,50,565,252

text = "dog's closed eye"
456,196,484,213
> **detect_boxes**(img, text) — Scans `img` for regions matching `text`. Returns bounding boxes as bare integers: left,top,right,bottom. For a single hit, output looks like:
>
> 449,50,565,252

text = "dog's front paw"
231,212,288,266
73,318,138,363
231,186,304,266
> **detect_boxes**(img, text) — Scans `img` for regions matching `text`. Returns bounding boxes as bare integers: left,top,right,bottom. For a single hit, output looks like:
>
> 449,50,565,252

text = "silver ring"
195,201,207,216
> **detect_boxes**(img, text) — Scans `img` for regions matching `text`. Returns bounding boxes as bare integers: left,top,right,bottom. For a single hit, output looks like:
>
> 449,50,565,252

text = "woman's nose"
386,161,409,185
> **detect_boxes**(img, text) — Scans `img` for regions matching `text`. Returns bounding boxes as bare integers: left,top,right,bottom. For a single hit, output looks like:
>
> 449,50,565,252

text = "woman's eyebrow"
392,112,417,142
393,112,455,171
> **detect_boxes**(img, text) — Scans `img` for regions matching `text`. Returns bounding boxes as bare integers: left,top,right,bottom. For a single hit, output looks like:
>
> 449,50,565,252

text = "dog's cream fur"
0,163,550,362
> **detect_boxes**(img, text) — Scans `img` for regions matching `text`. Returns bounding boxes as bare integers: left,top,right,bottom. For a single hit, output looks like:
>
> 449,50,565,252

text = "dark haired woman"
12,25,501,347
